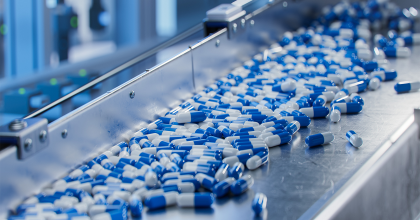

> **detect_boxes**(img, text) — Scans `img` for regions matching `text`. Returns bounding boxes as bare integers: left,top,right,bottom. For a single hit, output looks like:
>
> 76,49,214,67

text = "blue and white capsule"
264,133,292,147
228,162,244,179
383,46,411,58
394,81,420,93
346,130,363,148
252,193,267,215
285,121,300,135
246,151,268,170
305,132,335,147
230,175,254,195
144,191,178,210
332,103,362,114
299,107,329,118
177,193,214,208
175,111,206,123
330,106,341,123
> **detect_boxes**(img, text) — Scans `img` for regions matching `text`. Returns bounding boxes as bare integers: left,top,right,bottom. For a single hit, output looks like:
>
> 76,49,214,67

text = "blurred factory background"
0,0,241,124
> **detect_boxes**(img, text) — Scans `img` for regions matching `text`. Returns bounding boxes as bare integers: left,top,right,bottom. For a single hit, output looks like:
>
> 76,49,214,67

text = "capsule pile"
10,0,418,219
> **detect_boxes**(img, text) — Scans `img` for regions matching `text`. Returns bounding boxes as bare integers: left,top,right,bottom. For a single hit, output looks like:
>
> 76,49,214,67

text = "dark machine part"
52,0,78,61
89,0,107,31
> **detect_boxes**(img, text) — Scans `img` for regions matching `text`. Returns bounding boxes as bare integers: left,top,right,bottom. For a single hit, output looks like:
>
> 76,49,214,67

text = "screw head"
215,40,220,47
232,23,237,33
283,1,288,7
130,91,135,99
241,19,246,28
62,129,68,139
9,119,27,131
39,130,47,143
250,20,255,26
24,138,33,152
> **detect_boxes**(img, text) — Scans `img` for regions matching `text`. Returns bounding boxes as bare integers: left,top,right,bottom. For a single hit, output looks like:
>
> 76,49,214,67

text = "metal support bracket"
0,118,49,159
204,4,247,39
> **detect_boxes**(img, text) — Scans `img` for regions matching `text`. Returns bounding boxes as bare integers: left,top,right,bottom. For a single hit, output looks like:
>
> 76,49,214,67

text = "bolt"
130,91,135,99
250,20,255,26
215,40,220,47
241,19,246,28
232,23,237,33
24,139,33,152
39,130,47,143
9,119,27,131
62,129,68,139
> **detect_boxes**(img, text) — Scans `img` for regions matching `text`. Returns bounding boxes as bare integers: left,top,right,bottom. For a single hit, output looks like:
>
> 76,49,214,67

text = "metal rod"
24,24,203,119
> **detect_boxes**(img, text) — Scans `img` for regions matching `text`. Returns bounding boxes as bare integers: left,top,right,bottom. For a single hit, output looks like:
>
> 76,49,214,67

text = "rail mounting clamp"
204,4,247,39
0,118,49,159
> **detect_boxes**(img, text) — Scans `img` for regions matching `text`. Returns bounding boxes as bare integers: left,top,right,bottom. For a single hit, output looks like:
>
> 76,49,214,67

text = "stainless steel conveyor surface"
138,47,420,220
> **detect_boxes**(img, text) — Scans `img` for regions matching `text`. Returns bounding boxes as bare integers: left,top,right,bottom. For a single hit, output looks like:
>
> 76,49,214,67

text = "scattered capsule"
177,193,214,208
332,103,362,114
214,163,229,181
299,107,329,118
264,133,292,147
330,106,341,123
252,193,267,215
394,81,420,93
228,162,244,179
230,175,254,195
346,130,363,147
285,121,300,135
246,151,268,170
144,191,179,210
305,132,335,147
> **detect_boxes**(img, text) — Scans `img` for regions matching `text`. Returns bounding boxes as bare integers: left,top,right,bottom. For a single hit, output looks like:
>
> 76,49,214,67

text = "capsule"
350,93,364,106
230,175,254,195
195,173,218,190
212,177,236,197
144,191,178,210
252,193,267,215
175,111,206,123
346,130,363,148
164,178,201,190
217,125,235,137
228,162,244,179
264,133,292,147
371,69,398,81
130,194,143,217
299,107,329,118
331,103,362,114
163,182,196,193
246,151,268,170
313,95,326,107
305,132,334,147
222,153,252,166
214,163,229,181
284,121,300,135
177,193,214,208
344,81,366,94
330,106,341,123
368,77,381,90
383,46,411,58
394,81,420,93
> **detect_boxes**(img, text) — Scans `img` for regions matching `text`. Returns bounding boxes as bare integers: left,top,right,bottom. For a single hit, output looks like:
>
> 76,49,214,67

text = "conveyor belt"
137,45,420,220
